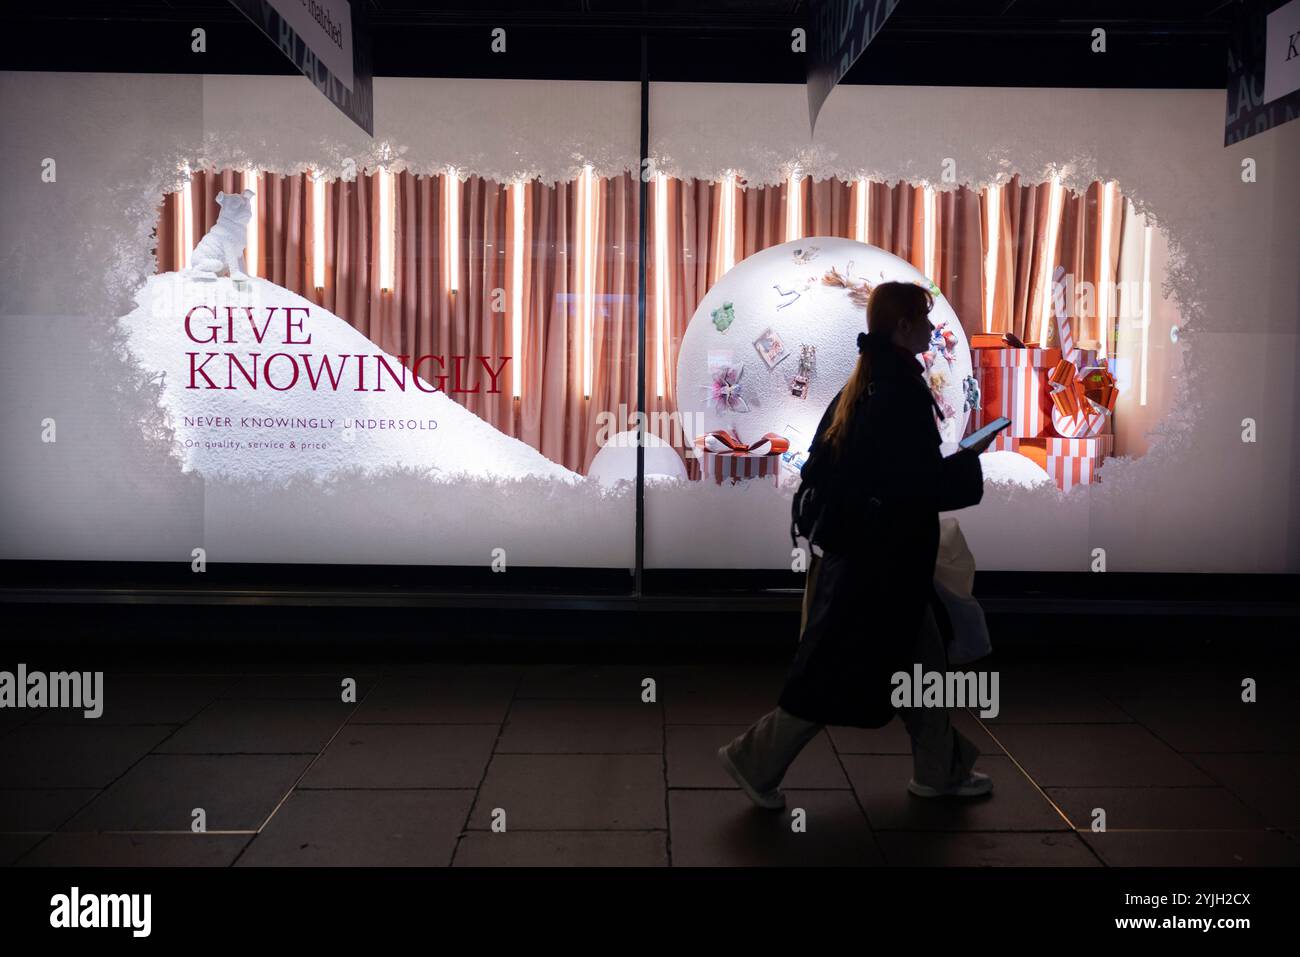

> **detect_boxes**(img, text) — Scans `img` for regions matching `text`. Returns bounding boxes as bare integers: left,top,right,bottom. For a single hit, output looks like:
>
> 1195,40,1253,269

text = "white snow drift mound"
120,273,578,482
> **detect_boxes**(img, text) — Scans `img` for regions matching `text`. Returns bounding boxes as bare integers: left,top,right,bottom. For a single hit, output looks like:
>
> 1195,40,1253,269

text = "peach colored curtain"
645,177,728,459
739,180,788,258
933,186,985,341
808,178,854,239
1055,181,1124,351
734,178,984,339
516,177,577,468
985,176,1056,343
585,172,641,471
865,181,926,271
514,173,640,473
256,171,307,293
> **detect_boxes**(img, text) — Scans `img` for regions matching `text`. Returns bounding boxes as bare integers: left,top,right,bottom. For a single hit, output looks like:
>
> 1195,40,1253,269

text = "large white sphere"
675,238,972,451
588,429,688,486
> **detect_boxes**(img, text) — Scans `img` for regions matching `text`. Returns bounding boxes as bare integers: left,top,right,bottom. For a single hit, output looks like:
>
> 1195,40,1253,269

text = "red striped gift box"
1043,434,1115,491
972,346,1061,439
690,434,782,486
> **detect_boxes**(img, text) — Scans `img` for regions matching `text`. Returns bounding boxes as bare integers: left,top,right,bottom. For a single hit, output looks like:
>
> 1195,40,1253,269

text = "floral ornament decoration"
926,319,959,369
925,365,957,419
822,263,874,307
919,318,960,419
706,363,750,414
710,301,736,332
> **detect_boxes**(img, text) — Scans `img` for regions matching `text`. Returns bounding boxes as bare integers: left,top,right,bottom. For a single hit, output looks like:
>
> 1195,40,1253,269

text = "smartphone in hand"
959,416,1012,452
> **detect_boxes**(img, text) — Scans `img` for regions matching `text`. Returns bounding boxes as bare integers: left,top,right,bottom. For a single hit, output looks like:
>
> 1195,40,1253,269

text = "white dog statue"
188,188,255,280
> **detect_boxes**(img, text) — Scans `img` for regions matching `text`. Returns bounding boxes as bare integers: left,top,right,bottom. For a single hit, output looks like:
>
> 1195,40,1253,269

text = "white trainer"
907,770,994,798
717,745,787,810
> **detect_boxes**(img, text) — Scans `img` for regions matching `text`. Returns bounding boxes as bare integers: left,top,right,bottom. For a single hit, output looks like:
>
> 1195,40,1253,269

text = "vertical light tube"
720,173,736,274
786,172,802,242
1097,180,1116,359
179,166,193,270
1038,176,1064,344
923,184,937,281
1140,225,1153,407
378,168,394,291
984,183,1001,332
511,180,525,399
243,168,259,277
854,178,869,243
654,173,669,399
312,172,326,289
446,167,459,293
580,164,596,399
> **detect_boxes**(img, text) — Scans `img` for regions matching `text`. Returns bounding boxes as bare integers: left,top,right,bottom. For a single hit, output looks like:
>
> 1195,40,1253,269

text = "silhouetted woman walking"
720,281,996,808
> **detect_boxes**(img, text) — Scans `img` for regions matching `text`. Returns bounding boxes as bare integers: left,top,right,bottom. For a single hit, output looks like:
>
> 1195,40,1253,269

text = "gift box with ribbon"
984,433,1112,490
691,431,788,486
1044,434,1114,491
969,331,1027,350
986,432,1022,454
1047,358,1118,438
971,345,1061,439
1046,273,1120,439
1008,434,1113,491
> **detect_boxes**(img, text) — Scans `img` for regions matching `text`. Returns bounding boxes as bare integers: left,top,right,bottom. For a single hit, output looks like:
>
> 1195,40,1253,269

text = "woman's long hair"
822,281,933,454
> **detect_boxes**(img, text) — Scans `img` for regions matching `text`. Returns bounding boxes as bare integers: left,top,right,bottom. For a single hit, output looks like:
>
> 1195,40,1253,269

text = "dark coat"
778,332,984,728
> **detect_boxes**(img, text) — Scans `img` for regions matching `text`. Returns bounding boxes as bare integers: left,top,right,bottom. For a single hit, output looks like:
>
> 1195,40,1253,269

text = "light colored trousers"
726,553,978,793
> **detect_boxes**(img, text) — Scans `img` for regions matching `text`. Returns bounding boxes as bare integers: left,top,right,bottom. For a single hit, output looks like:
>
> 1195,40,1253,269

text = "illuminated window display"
0,73,1295,575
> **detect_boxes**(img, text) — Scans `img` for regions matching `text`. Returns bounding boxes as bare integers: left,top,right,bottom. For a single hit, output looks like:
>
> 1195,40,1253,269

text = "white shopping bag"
935,518,991,665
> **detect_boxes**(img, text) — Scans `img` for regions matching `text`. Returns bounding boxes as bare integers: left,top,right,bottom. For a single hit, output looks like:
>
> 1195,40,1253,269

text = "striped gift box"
1043,435,1114,459
690,436,781,486
990,434,1113,490
1043,434,1114,491
972,346,1061,439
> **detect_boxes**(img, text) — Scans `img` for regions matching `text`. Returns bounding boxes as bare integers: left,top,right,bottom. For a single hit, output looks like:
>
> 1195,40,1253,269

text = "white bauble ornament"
587,429,688,486
675,238,972,453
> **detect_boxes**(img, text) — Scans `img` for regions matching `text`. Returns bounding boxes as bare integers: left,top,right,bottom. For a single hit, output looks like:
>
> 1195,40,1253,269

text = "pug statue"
188,188,254,281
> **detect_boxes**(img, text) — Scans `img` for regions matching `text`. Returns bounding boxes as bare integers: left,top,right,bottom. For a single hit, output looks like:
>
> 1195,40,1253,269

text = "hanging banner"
1264,0,1300,103
1225,0,1300,144
228,0,373,136
807,0,902,135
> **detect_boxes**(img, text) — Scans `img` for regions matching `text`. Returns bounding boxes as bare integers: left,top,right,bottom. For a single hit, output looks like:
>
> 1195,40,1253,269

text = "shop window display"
1,73,1292,576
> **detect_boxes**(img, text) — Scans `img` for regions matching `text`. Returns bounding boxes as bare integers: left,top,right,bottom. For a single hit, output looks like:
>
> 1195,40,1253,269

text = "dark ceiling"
0,1,1239,87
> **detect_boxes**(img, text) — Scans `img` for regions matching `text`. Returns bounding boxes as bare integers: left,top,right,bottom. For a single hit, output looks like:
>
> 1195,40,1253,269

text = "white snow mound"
119,273,579,482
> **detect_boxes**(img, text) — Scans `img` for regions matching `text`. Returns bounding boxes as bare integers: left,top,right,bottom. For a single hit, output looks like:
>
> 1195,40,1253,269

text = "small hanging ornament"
710,301,736,332
790,344,816,399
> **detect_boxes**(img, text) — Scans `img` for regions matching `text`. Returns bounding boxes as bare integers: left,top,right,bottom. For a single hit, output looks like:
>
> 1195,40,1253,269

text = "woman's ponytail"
821,282,933,457
822,337,872,455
